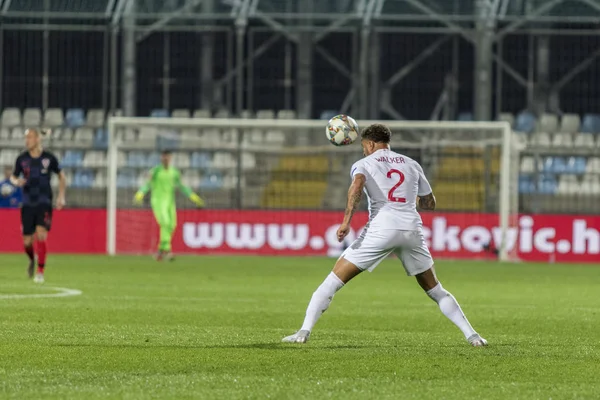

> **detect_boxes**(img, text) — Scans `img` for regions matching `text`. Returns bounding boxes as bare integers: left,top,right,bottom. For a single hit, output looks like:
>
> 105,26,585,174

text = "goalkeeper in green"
133,150,204,260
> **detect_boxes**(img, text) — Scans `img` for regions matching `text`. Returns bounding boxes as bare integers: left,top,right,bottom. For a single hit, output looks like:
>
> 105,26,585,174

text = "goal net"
107,117,518,261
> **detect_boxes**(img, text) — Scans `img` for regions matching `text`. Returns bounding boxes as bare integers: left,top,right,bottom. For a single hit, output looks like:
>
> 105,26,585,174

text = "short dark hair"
161,149,172,155
361,123,391,144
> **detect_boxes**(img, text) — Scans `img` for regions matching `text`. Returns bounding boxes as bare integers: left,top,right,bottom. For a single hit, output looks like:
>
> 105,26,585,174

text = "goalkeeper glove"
189,193,205,208
133,191,145,205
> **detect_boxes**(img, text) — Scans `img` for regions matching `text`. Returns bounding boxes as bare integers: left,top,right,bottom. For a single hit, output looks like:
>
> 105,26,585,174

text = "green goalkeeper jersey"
139,165,192,205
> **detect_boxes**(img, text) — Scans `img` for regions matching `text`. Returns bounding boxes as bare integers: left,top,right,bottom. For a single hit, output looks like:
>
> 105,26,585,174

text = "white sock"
427,283,476,339
300,272,344,332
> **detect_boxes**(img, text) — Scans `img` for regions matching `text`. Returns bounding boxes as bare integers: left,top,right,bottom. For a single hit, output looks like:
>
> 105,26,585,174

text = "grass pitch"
0,254,599,399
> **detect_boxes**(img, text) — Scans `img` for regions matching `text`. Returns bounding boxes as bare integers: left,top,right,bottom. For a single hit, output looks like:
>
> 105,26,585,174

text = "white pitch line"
0,287,82,300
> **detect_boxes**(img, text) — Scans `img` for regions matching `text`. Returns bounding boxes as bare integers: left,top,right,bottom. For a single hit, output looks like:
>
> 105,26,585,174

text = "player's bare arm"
337,174,366,242
418,193,436,211
56,170,67,210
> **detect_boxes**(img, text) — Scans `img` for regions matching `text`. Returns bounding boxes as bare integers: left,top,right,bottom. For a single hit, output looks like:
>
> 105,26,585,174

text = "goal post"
107,117,516,261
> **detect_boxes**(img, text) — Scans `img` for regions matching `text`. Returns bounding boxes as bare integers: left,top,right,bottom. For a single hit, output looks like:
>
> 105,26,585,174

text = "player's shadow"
205,342,398,350
54,342,384,350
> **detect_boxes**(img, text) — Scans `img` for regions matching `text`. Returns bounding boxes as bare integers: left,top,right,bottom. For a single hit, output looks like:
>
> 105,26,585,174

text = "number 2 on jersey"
387,169,406,203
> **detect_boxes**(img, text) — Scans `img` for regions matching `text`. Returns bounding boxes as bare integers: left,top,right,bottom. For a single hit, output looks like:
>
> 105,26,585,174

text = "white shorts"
340,228,433,276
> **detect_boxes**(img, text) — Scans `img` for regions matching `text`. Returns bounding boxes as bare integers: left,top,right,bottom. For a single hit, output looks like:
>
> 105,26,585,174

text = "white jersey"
351,148,432,231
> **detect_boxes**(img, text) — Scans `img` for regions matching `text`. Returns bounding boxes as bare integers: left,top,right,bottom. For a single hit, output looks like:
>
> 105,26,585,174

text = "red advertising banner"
0,209,598,263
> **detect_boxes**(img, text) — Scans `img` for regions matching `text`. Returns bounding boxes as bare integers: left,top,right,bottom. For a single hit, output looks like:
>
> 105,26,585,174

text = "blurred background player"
134,150,205,260
283,124,487,347
0,166,22,208
11,129,66,283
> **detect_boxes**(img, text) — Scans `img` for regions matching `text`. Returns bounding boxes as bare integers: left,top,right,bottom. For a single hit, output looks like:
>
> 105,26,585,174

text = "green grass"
0,255,599,399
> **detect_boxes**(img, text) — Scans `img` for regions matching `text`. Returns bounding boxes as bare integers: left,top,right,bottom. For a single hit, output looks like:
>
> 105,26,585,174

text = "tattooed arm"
337,174,366,242
417,193,436,211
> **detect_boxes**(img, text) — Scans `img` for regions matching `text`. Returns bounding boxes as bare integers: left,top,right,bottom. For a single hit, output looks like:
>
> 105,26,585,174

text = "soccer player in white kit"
282,124,487,347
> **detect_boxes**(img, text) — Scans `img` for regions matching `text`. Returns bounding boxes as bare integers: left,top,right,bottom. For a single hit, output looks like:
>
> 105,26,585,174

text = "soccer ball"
0,183,14,197
326,114,359,146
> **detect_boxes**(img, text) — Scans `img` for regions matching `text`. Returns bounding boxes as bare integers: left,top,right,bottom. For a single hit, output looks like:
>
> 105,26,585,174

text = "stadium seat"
93,171,106,188
171,109,190,118
182,171,201,188
73,127,94,145
126,151,146,168
83,151,107,167
221,128,239,144
552,132,573,148
86,109,105,127
241,152,256,170
172,152,190,169
214,109,230,118
518,175,536,194
138,126,159,144
530,132,551,147
119,128,137,142
0,128,10,140
538,113,558,133
111,109,123,117
72,169,95,188
242,129,265,146
156,133,180,150
145,152,160,168
498,112,514,127
586,157,600,173
193,109,211,118
558,175,579,194
202,128,221,145
541,157,554,173
515,110,536,133
559,114,581,133
117,151,127,167
581,113,600,134
65,108,85,128
93,129,108,149
520,156,537,174
580,175,600,194
23,108,41,126
513,132,528,148
43,108,64,126
265,130,286,146
213,152,236,169
277,109,297,119
150,109,169,118
62,150,84,167
240,110,254,119
1,108,22,126
117,170,137,188
537,176,558,194
457,112,473,121
52,128,73,142
0,149,20,165
201,171,224,190
573,133,595,148
550,157,567,173
10,127,24,140
181,129,203,146
191,152,212,169
256,110,275,119
565,157,586,174
223,173,242,189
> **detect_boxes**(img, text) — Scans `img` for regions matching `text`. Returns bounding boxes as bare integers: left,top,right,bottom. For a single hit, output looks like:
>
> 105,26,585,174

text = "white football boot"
282,330,310,344
467,333,488,347
33,273,45,284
